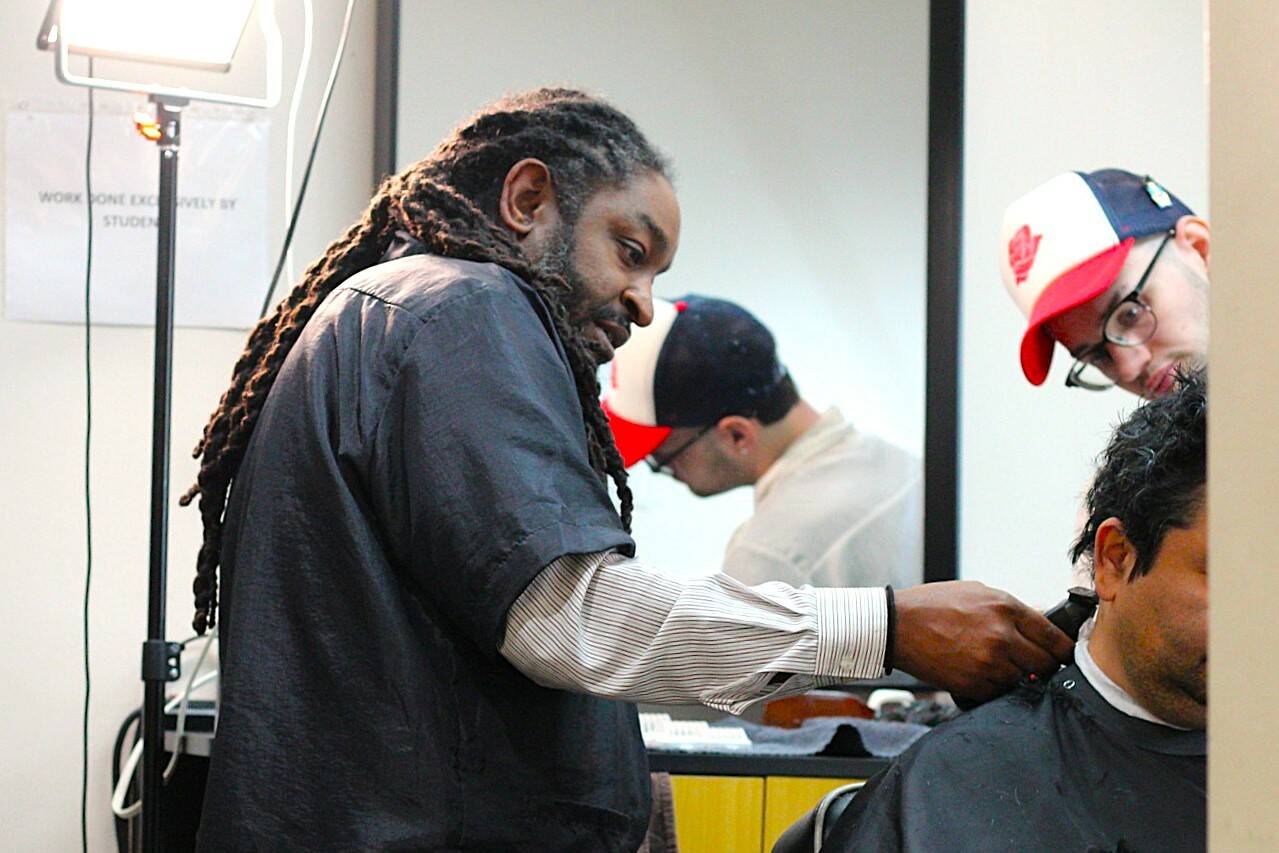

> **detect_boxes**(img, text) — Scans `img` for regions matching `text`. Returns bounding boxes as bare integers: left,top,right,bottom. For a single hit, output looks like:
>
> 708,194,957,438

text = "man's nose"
622,279,655,327
1106,343,1150,383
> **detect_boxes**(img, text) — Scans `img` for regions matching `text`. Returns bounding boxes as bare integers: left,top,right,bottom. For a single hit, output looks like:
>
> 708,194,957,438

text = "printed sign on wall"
5,105,269,329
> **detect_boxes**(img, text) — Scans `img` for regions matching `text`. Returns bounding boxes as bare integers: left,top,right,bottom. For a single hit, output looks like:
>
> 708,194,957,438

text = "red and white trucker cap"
1000,169,1193,385
603,295,788,467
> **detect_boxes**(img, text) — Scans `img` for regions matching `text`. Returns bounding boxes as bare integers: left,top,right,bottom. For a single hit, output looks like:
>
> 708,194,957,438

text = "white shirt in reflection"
723,407,923,590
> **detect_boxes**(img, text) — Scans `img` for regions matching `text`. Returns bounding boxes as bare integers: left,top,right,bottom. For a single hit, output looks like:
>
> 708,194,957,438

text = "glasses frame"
1065,230,1173,391
644,423,716,475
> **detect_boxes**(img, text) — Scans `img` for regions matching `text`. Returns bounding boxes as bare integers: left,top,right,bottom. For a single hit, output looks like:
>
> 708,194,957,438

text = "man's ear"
497,158,560,244
717,416,757,457
1175,215,1211,267
1094,517,1138,601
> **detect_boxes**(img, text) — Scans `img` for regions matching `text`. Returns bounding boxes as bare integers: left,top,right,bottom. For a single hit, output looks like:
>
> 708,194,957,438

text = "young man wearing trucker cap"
1000,168,1209,397
604,295,923,590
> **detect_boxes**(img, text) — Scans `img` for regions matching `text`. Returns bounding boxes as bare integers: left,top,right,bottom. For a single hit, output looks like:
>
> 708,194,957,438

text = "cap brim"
1019,238,1134,385
603,401,672,468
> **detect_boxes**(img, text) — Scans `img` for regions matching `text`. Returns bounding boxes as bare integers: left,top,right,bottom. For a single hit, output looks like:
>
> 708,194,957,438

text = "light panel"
58,0,257,71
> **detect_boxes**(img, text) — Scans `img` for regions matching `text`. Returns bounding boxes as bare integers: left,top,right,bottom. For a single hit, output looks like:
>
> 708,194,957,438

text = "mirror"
391,0,952,585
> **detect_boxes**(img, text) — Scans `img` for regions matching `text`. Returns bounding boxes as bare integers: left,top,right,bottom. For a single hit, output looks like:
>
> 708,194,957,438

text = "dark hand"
893,581,1075,703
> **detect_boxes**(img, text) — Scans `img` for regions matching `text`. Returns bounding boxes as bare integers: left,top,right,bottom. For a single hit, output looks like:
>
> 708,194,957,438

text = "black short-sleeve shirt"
196,251,647,851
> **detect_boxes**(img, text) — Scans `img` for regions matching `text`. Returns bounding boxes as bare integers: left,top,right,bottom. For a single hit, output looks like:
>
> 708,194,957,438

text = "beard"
1113,614,1208,729
533,222,629,366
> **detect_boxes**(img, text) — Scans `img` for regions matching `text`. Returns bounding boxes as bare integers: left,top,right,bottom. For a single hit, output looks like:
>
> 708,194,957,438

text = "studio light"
51,0,256,71
38,0,281,107
37,2,282,849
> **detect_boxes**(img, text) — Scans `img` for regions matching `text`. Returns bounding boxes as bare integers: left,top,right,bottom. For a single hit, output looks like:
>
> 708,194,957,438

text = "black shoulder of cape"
821,665,1205,852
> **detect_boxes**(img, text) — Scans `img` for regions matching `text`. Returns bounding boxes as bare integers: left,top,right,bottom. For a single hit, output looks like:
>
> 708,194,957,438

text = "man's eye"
618,239,645,266
1113,303,1144,330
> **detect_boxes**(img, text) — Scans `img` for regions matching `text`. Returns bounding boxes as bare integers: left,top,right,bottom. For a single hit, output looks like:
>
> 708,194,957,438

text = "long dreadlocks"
181,88,670,635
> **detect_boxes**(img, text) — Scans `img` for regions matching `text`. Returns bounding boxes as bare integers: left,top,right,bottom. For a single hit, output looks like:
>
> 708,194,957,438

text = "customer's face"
1099,505,1208,729
1048,225,1209,398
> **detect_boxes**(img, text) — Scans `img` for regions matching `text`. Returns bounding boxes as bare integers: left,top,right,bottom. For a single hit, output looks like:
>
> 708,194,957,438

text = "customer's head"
1001,169,1208,397
1071,367,1207,728
603,296,801,496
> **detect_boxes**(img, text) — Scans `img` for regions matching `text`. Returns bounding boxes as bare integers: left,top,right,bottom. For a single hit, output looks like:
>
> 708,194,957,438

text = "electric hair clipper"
1043,586,1099,641
953,587,1099,711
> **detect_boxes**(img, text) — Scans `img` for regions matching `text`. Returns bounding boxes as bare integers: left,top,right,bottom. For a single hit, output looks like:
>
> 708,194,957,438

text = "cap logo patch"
1007,225,1043,285
1144,176,1173,209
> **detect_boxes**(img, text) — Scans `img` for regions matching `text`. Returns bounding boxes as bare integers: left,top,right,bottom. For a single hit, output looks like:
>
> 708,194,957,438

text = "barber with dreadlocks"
185,89,1073,851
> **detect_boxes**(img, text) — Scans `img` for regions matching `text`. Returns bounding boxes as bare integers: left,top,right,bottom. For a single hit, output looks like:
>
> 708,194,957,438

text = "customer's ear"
1093,518,1137,601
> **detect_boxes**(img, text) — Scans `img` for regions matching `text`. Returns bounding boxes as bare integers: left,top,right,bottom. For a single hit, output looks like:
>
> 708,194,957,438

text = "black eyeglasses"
644,424,715,475
1065,230,1172,391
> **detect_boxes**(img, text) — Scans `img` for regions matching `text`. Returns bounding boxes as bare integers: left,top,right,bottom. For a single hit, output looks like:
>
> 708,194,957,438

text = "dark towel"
638,772,679,853
713,716,929,758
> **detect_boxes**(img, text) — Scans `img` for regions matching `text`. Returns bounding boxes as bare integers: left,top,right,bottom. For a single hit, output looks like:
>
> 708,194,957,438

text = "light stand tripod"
37,4,281,848
137,94,186,850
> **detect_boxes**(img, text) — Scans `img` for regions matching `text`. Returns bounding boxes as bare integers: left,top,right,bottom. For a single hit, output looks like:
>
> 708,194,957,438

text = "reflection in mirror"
396,0,930,583
604,294,923,591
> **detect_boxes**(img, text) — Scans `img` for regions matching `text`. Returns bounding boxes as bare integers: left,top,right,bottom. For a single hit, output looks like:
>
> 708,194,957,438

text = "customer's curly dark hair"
1071,367,1207,579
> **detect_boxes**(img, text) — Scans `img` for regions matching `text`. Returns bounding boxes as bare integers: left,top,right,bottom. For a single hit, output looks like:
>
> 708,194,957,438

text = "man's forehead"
596,173,679,231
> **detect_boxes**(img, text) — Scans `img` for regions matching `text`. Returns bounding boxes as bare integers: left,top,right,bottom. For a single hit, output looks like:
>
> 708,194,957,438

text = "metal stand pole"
140,94,187,853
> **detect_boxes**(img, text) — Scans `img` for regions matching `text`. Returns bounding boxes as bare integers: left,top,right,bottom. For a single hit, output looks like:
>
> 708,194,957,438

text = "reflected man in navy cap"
604,295,922,590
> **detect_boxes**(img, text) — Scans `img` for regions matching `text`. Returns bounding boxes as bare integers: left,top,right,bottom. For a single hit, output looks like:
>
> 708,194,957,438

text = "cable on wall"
259,0,357,318
284,0,316,288
81,56,95,853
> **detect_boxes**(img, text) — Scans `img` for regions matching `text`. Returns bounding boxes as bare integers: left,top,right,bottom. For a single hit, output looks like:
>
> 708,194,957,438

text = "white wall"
398,0,930,579
960,0,1207,607
0,1,376,849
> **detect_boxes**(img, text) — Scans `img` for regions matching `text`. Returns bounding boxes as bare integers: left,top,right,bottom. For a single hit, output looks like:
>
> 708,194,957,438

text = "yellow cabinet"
669,774,863,853
670,775,765,853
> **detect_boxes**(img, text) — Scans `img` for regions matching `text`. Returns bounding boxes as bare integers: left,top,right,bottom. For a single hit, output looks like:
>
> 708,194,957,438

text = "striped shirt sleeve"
500,550,888,715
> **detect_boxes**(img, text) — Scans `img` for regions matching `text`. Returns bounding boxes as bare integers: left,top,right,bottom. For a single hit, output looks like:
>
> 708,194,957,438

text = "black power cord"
82,57,95,853
258,0,357,319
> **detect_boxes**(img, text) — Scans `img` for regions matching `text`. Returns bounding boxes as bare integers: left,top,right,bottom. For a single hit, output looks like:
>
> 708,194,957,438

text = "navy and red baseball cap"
1000,168,1195,385
603,295,788,467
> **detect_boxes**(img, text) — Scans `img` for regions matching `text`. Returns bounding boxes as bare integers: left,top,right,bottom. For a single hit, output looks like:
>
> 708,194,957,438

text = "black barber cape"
197,249,647,852
823,664,1205,853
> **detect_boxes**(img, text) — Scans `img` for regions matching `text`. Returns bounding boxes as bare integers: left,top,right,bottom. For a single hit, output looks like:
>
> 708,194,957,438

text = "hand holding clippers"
953,587,1099,710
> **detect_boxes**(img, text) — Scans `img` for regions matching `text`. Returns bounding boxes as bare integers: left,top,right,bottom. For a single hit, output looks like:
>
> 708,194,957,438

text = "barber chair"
770,781,865,853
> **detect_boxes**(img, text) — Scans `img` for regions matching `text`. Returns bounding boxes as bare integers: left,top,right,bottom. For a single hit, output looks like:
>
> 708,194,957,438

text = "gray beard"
533,224,613,366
